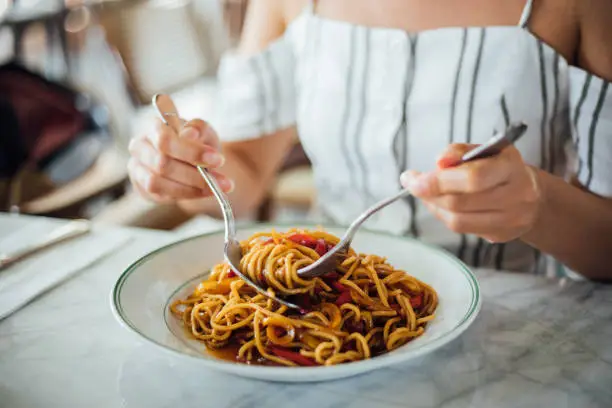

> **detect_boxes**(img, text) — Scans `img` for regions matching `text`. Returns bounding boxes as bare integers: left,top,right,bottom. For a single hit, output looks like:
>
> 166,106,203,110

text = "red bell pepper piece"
331,281,347,293
335,291,352,306
270,347,317,366
314,239,328,256
321,272,340,285
410,294,423,309
227,270,236,278
287,234,318,249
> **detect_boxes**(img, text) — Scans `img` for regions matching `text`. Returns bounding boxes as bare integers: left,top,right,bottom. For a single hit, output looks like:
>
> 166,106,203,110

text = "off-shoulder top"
216,0,612,275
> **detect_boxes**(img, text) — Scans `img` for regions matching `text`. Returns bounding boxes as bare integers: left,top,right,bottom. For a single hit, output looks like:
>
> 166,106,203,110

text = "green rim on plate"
112,222,480,369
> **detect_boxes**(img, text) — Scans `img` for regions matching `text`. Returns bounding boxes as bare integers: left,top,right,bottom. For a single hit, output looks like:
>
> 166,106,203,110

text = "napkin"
0,221,132,320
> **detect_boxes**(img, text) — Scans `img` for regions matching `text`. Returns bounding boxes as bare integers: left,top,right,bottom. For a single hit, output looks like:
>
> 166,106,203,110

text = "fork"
152,94,300,309
153,93,525,309
296,123,528,279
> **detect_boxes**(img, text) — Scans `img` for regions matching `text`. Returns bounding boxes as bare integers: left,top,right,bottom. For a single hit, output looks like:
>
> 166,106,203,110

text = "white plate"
111,224,481,382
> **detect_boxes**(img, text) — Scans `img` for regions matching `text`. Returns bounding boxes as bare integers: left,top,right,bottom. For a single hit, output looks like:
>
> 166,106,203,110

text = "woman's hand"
400,144,543,243
128,119,234,203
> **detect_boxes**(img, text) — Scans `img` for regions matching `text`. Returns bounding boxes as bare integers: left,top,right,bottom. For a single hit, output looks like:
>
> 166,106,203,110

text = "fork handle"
152,94,185,133
341,189,413,245
340,123,528,245
459,123,527,163
152,94,237,242
196,166,236,241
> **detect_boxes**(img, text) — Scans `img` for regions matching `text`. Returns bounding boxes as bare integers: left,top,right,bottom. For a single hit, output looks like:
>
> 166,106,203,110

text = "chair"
98,0,212,105
93,0,315,228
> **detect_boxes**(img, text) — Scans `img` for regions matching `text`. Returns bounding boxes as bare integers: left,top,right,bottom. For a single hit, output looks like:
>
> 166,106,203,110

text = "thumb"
181,119,221,151
436,143,479,169
400,170,422,190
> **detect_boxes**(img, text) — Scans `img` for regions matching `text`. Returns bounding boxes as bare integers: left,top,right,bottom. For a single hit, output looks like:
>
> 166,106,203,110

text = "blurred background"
0,0,314,231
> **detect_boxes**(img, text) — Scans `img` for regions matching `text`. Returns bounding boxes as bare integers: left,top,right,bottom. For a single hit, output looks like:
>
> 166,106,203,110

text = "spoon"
297,123,528,279
152,94,300,309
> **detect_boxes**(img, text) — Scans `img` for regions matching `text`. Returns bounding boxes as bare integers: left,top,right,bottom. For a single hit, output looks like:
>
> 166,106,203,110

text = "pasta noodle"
170,229,438,367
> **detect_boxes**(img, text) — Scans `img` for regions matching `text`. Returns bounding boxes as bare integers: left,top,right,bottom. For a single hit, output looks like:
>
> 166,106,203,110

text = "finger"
131,177,174,204
130,137,231,191
399,143,485,191
128,159,175,204
403,156,513,197
422,201,507,235
399,169,421,188
181,119,221,151
130,140,234,194
128,158,209,200
421,181,526,212
150,120,225,168
436,143,478,169
154,94,183,133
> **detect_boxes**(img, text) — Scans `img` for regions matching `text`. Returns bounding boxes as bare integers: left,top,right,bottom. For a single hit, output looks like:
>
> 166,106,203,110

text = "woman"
127,0,612,279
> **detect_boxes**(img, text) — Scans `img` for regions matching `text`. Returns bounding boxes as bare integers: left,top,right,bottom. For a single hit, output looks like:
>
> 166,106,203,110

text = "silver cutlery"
0,219,91,272
296,123,528,279
152,94,300,309
153,92,526,310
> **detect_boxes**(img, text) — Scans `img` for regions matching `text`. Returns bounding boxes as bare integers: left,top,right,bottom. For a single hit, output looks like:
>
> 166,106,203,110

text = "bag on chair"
0,62,111,211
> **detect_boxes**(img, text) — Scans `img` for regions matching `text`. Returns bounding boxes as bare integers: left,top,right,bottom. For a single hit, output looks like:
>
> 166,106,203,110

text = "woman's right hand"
128,118,234,203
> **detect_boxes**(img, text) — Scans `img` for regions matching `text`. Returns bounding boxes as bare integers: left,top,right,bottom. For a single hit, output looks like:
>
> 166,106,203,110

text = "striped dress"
216,0,612,275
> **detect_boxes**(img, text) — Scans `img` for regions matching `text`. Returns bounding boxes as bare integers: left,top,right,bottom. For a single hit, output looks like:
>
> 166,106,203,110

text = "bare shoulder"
528,0,580,63
575,0,612,80
237,0,288,54
238,0,309,54
527,0,612,80
283,0,310,23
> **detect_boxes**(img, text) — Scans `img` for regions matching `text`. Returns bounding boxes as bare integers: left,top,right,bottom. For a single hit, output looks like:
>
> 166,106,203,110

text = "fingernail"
201,152,225,167
202,126,216,142
400,170,418,187
401,171,428,194
221,178,235,193
437,156,460,169
180,127,198,140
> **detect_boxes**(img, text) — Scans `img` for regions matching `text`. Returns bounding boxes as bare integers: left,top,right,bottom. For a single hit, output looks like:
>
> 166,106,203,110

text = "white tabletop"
0,214,611,408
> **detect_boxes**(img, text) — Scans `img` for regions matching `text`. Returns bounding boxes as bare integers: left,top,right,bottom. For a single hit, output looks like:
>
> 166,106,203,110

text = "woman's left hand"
400,144,544,243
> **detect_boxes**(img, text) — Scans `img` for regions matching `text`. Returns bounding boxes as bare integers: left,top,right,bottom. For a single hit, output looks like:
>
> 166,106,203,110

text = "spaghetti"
170,229,438,367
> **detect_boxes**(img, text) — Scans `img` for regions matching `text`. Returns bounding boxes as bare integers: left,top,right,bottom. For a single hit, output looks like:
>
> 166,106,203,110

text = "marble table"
0,214,611,408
